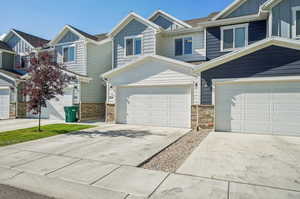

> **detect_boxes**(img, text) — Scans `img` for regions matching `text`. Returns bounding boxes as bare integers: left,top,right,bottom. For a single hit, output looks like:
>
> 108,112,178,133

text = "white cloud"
0,33,6,41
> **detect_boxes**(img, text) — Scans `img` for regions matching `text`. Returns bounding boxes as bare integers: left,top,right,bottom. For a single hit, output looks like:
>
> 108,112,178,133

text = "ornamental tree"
23,50,75,131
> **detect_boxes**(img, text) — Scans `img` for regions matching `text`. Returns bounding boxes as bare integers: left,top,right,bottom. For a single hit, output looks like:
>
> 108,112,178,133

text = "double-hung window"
175,37,193,56
292,7,300,38
221,24,248,51
63,46,75,63
125,36,142,56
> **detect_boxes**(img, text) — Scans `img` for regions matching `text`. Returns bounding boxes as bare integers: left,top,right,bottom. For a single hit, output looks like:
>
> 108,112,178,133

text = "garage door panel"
0,89,10,119
117,86,191,128
216,81,300,136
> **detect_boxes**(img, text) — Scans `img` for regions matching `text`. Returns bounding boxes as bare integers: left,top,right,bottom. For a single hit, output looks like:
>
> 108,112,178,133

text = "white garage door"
117,86,191,128
0,89,10,119
28,88,73,120
215,81,300,136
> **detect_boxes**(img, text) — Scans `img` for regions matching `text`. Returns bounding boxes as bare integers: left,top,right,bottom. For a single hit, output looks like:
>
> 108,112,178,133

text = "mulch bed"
140,130,211,173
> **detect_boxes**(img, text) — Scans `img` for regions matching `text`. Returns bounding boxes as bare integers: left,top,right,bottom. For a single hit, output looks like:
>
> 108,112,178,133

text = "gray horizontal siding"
1,52,14,70
113,19,156,68
223,0,268,19
272,0,300,38
206,20,267,60
201,45,300,104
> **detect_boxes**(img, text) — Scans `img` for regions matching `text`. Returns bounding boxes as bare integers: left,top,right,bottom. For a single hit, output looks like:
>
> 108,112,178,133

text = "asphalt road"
0,184,54,199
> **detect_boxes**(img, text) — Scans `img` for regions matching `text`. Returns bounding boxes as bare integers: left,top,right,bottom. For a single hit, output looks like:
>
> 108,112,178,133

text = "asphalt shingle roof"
0,41,12,51
12,29,49,48
184,12,219,27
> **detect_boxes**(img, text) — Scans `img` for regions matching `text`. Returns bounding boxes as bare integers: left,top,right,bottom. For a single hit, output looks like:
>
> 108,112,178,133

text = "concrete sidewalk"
0,119,63,132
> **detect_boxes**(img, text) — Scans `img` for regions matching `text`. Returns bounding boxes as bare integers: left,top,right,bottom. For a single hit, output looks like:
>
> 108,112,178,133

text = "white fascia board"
162,26,204,36
194,37,300,73
109,12,162,37
148,10,192,28
212,0,247,20
49,25,87,46
0,49,16,54
199,14,267,27
261,0,283,10
0,72,18,83
101,55,196,79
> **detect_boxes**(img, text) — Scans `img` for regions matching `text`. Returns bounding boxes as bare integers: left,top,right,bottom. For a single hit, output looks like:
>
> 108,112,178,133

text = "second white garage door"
215,81,300,136
116,86,191,128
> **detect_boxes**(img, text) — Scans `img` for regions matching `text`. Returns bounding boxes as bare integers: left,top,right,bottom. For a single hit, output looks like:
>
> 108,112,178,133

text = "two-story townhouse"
0,29,49,119
48,25,112,121
193,0,300,136
103,0,300,137
102,10,210,128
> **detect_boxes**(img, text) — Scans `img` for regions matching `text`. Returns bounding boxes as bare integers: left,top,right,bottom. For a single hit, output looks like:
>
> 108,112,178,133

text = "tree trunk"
38,103,41,132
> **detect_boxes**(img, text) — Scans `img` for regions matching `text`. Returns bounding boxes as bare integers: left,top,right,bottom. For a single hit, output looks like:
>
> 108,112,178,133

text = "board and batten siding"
152,15,179,30
157,32,206,62
206,20,267,60
272,0,300,38
80,41,112,103
201,45,300,104
113,19,156,68
222,0,268,19
55,31,87,76
6,34,33,54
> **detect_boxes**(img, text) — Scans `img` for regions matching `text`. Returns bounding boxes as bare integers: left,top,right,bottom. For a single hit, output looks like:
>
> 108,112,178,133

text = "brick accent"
191,105,214,131
105,103,115,123
9,103,16,119
17,102,27,118
79,103,105,121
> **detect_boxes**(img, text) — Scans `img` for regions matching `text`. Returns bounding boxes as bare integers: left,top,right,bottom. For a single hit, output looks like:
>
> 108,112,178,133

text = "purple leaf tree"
23,50,75,131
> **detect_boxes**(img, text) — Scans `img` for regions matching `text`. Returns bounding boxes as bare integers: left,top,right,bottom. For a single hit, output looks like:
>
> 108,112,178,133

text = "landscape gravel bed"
141,130,211,173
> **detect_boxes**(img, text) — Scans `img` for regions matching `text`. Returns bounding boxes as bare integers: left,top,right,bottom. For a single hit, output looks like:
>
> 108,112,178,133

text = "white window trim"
221,23,249,52
62,45,76,64
174,36,193,56
292,6,300,39
124,35,143,57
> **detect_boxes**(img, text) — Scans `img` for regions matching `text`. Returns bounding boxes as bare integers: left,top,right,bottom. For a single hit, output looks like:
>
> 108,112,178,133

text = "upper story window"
221,24,248,52
125,36,142,57
292,7,300,39
175,37,193,56
63,46,75,63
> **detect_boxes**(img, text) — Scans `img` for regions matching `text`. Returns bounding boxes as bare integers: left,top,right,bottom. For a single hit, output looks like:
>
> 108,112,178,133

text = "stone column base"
105,103,115,123
79,103,105,121
191,105,214,131
17,102,27,118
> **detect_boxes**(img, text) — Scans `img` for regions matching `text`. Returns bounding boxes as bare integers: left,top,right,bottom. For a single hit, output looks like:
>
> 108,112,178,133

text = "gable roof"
184,12,219,27
49,25,109,45
11,29,49,48
0,41,13,52
102,55,196,79
212,0,248,20
194,37,300,73
109,12,162,37
148,10,192,28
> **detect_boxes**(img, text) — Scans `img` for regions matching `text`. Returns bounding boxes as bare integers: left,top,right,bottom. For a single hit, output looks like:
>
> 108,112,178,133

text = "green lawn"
0,124,96,147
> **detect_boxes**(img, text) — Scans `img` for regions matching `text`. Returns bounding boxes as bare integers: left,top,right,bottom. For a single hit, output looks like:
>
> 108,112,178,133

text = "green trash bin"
64,106,79,122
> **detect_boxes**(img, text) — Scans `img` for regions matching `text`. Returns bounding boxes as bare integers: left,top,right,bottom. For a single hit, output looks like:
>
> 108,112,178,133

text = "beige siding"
156,31,205,62
80,41,112,103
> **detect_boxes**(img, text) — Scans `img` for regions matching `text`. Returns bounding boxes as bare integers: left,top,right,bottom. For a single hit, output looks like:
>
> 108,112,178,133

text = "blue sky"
0,0,232,40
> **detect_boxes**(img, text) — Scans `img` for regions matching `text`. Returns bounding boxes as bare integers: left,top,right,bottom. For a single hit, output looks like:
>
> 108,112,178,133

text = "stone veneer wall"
17,102,27,118
80,103,105,121
191,105,214,131
105,103,115,123
9,103,16,118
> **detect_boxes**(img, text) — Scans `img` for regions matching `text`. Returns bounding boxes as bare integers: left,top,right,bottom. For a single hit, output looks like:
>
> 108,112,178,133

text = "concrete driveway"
0,119,63,132
178,132,300,198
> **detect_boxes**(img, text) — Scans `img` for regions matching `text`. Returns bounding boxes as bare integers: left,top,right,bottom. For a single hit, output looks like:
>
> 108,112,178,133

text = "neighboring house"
103,0,300,137
47,25,112,121
0,29,49,119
